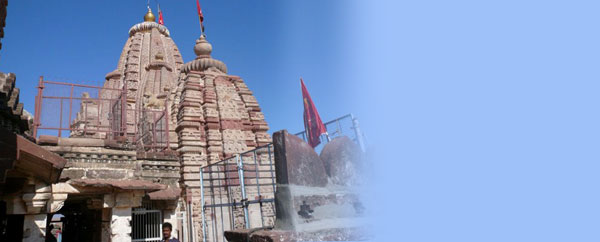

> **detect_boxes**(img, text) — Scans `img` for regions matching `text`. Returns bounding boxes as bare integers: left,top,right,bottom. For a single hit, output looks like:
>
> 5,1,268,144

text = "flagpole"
199,16,204,36
197,0,205,36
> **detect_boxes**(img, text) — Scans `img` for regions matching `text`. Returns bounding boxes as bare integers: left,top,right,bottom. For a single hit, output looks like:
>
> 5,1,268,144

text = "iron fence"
294,113,367,152
135,105,170,152
198,144,276,242
195,114,366,242
33,77,124,139
132,208,162,242
33,76,170,151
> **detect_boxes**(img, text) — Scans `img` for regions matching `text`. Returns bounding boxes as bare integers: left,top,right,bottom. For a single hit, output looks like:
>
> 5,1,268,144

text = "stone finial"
194,35,212,57
183,35,228,73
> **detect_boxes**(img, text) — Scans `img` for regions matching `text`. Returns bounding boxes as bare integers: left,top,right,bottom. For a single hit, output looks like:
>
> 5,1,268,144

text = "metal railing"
294,113,367,152
33,77,124,139
198,144,276,242
195,114,366,242
33,76,170,151
135,105,170,152
132,208,163,242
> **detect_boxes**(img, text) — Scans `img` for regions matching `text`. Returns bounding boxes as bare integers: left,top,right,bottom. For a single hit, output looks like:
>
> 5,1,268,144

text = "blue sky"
0,0,355,135
3,1,600,241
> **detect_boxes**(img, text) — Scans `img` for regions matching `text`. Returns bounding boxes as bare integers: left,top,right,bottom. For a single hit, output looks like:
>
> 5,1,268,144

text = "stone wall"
137,151,180,186
39,137,137,180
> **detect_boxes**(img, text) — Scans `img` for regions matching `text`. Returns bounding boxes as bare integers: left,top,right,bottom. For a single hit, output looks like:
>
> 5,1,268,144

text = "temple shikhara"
0,3,368,242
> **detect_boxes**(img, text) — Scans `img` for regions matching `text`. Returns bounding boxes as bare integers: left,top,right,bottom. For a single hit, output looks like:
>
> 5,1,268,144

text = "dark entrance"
57,196,102,242
0,201,24,241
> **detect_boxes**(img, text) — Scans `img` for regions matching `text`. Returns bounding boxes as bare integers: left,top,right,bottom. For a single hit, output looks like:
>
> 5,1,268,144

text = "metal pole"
350,113,367,153
152,111,157,151
182,209,189,242
164,98,170,150
121,81,127,139
223,160,235,230
83,100,88,136
209,165,219,242
58,100,63,137
33,76,44,138
237,155,250,229
217,164,226,242
68,85,73,135
267,145,276,194
253,150,265,227
199,167,207,242
189,200,197,242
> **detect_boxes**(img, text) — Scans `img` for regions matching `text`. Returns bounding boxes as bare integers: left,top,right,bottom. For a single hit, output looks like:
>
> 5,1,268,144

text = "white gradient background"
351,0,600,241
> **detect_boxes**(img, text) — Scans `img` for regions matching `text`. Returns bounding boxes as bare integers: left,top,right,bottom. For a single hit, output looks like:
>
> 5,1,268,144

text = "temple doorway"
56,195,102,242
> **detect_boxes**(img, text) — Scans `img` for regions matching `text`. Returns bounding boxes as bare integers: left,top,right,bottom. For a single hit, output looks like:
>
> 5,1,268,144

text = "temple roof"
102,18,184,98
129,21,170,37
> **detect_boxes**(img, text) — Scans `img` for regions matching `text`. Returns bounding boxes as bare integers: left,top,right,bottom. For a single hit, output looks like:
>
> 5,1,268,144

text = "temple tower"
74,8,184,146
175,34,272,238
109,9,183,143
176,34,270,183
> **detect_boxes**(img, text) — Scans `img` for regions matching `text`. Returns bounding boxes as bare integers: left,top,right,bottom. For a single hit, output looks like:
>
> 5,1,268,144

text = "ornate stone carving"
111,207,132,242
144,93,164,109
48,193,67,213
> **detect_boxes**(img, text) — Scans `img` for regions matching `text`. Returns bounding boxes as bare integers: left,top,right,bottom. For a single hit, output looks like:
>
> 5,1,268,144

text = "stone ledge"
57,137,105,147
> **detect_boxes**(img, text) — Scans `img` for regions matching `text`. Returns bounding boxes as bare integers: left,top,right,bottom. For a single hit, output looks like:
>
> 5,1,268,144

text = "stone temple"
1,4,368,242
0,6,273,242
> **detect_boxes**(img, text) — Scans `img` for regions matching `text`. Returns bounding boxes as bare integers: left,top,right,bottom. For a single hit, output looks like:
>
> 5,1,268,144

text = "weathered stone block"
38,135,58,145
273,130,327,187
60,169,86,179
320,136,364,186
86,169,128,179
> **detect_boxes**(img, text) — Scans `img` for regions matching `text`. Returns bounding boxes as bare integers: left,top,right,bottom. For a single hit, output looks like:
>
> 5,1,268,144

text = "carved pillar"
105,192,144,242
22,182,51,214
110,207,132,242
177,72,208,188
22,214,46,242
48,193,67,213
101,208,111,242
21,181,52,241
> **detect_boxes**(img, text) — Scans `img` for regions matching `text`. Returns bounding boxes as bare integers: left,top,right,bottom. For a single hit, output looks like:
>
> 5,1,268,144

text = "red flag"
301,78,327,148
196,0,205,32
158,4,164,25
